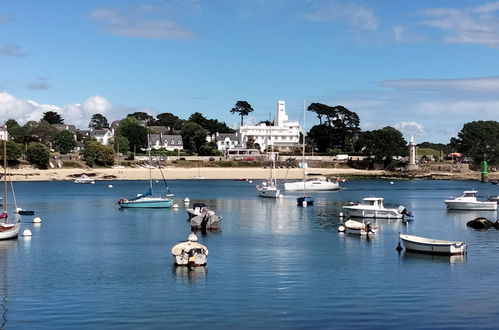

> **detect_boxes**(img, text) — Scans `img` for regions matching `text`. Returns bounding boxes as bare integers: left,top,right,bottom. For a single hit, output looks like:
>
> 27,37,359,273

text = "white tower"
407,135,419,170
274,100,288,127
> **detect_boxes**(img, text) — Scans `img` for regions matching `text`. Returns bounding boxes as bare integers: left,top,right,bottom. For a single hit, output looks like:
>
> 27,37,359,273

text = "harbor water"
2,179,499,329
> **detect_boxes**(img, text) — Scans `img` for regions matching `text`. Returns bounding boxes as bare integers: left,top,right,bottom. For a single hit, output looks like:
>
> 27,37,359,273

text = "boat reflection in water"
0,240,17,329
172,265,207,283
401,250,466,264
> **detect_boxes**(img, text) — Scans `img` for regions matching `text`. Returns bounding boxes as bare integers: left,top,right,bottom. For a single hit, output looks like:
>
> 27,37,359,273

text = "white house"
213,132,240,152
149,134,184,151
237,100,301,152
0,129,8,141
89,129,114,145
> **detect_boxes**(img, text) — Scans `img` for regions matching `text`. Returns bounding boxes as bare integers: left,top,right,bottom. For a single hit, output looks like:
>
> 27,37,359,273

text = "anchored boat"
342,197,411,219
399,234,467,255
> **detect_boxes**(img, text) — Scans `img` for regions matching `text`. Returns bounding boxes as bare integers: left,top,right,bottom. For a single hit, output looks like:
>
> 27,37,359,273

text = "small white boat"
444,190,497,210
399,234,467,255
74,174,95,184
0,219,21,240
284,175,340,191
256,180,281,198
344,219,376,236
342,197,411,219
171,233,208,266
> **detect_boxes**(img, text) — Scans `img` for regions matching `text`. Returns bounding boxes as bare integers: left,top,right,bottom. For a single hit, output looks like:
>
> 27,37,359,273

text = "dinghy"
399,234,467,255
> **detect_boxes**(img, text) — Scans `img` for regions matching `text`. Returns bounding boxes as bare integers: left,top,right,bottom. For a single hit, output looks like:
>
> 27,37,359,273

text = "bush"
26,143,50,169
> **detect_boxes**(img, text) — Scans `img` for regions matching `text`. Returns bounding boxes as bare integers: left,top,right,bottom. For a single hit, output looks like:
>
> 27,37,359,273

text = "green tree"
89,114,110,129
181,122,207,153
355,126,407,167
307,104,360,152
53,130,76,154
112,134,130,155
26,121,58,145
26,142,50,169
188,112,209,127
246,136,256,149
418,142,453,155
4,119,27,144
0,141,23,164
116,117,147,153
156,113,184,131
82,141,115,167
198,142,221,156
230,100,254,126
451,121,499,164
42,111,64,124
127,112,154,125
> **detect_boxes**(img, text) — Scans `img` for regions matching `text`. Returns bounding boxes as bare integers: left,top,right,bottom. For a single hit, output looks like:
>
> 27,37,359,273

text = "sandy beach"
6,166,389,182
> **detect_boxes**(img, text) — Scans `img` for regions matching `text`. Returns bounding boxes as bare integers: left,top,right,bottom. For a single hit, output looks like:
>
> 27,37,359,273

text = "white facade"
0,130,8,141
238,100,301,152
214,133,240,152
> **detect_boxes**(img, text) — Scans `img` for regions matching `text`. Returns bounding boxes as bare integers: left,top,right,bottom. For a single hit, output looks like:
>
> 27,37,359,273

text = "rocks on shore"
466,217,499,230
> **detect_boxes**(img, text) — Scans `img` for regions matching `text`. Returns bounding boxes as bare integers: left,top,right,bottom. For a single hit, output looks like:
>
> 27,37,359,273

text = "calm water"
1,179,499,329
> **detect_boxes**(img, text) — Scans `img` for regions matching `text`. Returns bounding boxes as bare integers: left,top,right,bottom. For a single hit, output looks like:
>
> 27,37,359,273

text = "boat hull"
342,206,403,219
444,201,497,210
119,197,173,208
344,220,376,236
284,181,340,191
0,223,21,240
257,188,281,198
400,234,467,255
297,196,314,206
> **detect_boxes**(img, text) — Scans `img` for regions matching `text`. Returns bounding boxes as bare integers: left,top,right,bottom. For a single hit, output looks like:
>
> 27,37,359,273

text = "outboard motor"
397,205,413,217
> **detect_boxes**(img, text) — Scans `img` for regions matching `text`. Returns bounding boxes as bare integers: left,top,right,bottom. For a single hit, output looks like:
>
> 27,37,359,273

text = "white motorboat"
344,219,376,236
399,234,467,255
74,174,95,184
444,190,497,210
171,233,208,266
187,203,208,219
190,213,222,231
284,175,340,191
342,197,411,219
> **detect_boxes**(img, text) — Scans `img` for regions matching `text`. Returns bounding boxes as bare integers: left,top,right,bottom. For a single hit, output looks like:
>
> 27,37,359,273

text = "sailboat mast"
2,125,6,213
147,132,153,194
302,101,306,193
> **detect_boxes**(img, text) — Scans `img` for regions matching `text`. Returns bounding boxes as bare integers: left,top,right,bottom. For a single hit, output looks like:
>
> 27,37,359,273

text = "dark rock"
467,217,495,230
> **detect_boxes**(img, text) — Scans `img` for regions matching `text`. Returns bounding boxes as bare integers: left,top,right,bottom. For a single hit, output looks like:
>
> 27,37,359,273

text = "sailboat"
0,126,21,239
116,136,173,208
193,162,206,179
256,127,281,198
296,101,314,206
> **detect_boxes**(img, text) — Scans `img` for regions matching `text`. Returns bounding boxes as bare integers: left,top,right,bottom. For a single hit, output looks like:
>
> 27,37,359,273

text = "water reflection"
0,240,17,330
172,265,207,283
401,250,466,264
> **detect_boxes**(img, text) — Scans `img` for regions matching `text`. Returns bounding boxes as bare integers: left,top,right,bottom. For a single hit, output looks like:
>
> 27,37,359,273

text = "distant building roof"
52,124,77,133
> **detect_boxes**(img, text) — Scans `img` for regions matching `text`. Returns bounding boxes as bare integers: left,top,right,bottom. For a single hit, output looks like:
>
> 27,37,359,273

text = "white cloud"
419,3,499,47
91,7,194,40
392,121,425,137
82,96,112,114
0,92,115,128
379,77,499,96
303,1,379,31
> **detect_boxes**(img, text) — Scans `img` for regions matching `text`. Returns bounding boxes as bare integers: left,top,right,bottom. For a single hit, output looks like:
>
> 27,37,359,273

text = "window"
171,139,175,144
178,139,181,144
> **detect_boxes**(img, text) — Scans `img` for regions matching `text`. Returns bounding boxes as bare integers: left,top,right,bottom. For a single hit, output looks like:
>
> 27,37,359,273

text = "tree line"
2,100,495,169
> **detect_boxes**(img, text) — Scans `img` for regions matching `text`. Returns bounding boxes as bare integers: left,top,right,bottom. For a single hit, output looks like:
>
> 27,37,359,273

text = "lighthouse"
407,136,419,171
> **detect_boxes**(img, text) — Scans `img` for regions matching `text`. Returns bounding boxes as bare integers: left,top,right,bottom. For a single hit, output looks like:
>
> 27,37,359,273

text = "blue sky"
1,0,499,143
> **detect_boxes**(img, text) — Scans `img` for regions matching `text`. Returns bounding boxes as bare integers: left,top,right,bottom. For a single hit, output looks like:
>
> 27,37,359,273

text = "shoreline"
4,166,486,182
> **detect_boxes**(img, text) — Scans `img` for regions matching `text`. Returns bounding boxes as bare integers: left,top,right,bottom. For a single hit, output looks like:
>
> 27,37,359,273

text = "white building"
238,100,301,152
0,129,7,141
149,134,184,151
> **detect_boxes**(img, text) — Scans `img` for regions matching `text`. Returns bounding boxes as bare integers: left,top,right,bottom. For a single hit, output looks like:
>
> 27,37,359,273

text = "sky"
1,0,499,143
